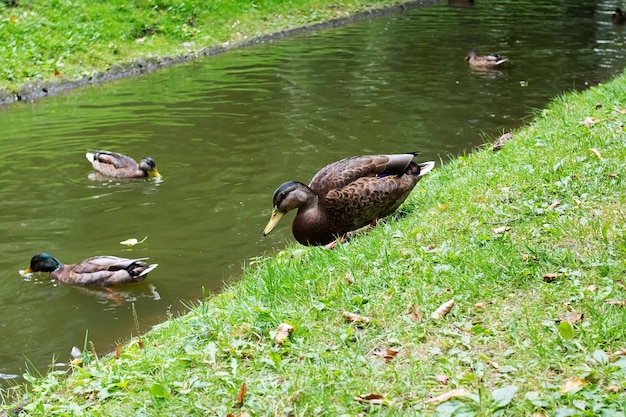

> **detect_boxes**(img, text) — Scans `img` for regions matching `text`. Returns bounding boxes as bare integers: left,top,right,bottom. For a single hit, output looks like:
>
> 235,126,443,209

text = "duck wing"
85,150,141,177
309,153,417,196
61,256,157,286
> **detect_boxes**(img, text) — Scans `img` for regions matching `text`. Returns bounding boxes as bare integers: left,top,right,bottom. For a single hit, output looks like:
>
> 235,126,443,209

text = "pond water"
1,0,625,382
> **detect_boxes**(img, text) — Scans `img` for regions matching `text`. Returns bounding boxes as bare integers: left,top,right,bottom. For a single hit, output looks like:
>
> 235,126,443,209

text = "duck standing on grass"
85,150,161,179
263,152,435,246
20,253,158,286
466,50,508,68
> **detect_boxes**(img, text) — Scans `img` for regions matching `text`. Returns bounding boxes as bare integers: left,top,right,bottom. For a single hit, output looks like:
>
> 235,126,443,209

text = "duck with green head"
85,150,161,179
263,152,435,246
21,253,158,286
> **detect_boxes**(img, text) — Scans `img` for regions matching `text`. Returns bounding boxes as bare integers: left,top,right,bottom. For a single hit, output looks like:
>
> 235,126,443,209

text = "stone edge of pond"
0,0,439,107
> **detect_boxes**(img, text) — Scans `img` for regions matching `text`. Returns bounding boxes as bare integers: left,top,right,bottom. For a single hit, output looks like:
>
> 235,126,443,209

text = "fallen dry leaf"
586,284,598,291
556,312,584,324
609,173,619,179
406,302,423,322
355,393,387,405
273,323,294,345
605,299,626,306
547,200,560,211
542,272,562,283
561,378,588,393
425,388,473,404
373,347,400,361
492,226,511,234
474,302,487,309
522,254,537,262
617,108,626,114
237,382,247,405
436,374,449,385
115,343,122,360
532,412,547,417
607,385,621,393
120,236,148,246
438,203,450,210
588,147,603,160
431,299,455,319
343,311,371,325
613,349,626,356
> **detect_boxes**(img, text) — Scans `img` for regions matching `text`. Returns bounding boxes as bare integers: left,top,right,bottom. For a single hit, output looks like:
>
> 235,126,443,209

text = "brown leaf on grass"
406,302,422,322
492,226,511,234
237,382,247,405
556,312,584,324
492,132,513,152
424,388,473,404
343,311,371,325
436,374,449,385
605,299,626,306
522,254,537,262
345,272,354,285
542,272,562,282
609,173,619,179
355,393,387,405
613,349,626,356
9,15,18,23
588,147,603,160
607,385,621,393
586,284,598,291
373,347,400,361
532,412,547,417
227,413,251,417
547,200,560,211
431,299,455,319
115,343,122,360
617,108,626,114
561,378,588,393
273,323,294,345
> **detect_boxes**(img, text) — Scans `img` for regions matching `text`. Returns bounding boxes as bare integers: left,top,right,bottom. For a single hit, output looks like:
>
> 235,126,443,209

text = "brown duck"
466,50,508,68
21,253,158,286
85,150,161,179
263,153,435,246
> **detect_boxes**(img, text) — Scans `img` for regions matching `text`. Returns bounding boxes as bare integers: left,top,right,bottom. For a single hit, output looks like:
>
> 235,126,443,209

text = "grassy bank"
3,65,626,415
0,0,411,102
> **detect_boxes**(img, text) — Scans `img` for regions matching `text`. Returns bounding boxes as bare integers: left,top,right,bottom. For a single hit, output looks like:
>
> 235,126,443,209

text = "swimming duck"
21,253,158,286
85,150,161,179
612,8,626,24
263,153,435,246
466,50,508,68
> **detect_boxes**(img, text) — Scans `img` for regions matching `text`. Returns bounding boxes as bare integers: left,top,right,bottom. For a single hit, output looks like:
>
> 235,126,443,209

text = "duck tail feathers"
417,161,436,177
139,263,159,277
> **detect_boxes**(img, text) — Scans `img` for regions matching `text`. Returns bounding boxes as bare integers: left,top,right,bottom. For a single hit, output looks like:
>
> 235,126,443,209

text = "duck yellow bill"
20,266,33,275
151,169,161,178
263,207,285,235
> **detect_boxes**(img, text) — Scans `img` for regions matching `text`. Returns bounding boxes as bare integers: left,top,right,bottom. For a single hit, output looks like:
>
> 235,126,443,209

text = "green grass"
3,68,626,415
0,0,405,94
